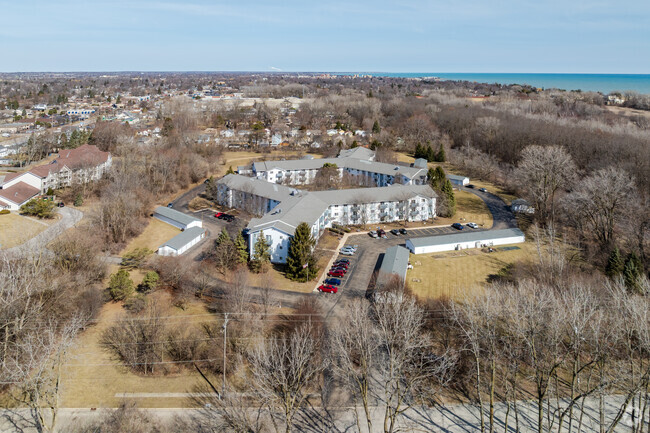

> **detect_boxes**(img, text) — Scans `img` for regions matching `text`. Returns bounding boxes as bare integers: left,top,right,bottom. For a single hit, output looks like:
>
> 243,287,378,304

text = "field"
120,218,181,256
407,242,536,300
435,190,493,228
0,212,52,249
60,292,215,408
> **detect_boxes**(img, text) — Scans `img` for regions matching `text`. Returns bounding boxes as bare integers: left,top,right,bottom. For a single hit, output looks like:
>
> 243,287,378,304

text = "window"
266,235,272,244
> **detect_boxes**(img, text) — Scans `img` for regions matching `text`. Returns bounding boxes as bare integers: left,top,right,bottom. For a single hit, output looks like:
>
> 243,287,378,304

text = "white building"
251,148,427,187
447,174,470,186
237,179,436,264
153,206,203,230
405,228,525,255
157,227,207,256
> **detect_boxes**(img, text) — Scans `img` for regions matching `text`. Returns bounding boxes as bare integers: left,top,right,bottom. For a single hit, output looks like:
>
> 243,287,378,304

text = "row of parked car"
452,222,479,230
318,255,353,293
369,228,408,239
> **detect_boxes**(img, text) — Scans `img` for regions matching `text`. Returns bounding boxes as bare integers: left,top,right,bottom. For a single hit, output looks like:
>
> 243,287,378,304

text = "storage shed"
153,206,202,230
376,246,411,288
157,227,206,256
446,174,470,186
406,228,525,255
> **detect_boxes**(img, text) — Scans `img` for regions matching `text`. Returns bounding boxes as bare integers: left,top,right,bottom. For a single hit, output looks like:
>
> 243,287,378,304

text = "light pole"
222,313,229,398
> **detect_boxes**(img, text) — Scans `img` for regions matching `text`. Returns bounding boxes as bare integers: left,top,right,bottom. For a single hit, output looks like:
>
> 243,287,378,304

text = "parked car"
340,245,357,252
466,222,479,229
399,228,407,235
330,265,347,271
452,223,464,230
332,262,349,269
318,285,338,294
478,187,487,192
369,231,378,238
224,215,235,222
390,229,400,236
467,184,475,189
57,202,65,208
340,250,355,256
335,258,350,264
214,212,224,218
377,229,386,236
328,270,346,277
324,278,341,286
167,203,174,208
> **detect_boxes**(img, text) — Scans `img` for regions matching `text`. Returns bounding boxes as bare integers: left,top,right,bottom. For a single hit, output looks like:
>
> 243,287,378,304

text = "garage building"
376,245,411,288
157,227,207,256
406,228,525,255
153,206,202,230
446,174,470,186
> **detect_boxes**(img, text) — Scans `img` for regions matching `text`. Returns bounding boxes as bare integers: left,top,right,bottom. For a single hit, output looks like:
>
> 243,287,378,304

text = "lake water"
337,73,650,95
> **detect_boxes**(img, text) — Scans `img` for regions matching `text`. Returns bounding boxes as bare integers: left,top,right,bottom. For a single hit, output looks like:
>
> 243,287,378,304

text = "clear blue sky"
1,0,649,73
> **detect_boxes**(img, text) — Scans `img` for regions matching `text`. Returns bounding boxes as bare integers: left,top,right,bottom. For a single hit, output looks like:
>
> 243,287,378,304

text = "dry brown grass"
408,242,535,300
435,190,493,228
60,292,215,408
0,212,52,249
119,218,181,256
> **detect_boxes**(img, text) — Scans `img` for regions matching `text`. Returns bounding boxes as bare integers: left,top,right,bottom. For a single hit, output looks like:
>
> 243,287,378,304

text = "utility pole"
222,313,229,398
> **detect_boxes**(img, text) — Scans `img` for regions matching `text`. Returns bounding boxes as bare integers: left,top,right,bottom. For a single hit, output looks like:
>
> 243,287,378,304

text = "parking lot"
317,223,494,308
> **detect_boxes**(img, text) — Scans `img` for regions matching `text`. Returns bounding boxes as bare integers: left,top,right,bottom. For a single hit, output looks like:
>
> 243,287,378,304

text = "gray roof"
337,147,375,160
160,227,206,251
377,246,410,286
446,174,469,181
252,156,426,180
154,206,201,226
407,228,525,248
217,174,298,202
312,183,437,205
247,193,329,236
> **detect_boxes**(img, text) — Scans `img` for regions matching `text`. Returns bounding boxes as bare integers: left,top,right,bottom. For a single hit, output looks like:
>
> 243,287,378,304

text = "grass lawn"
120,218,181,256
0,212,52,249
436,190,493,228
60,292,216,408
407,242,536,300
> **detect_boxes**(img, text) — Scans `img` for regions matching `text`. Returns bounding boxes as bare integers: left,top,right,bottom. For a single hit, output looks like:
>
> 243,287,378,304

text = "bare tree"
329,299,379,433
247,323,323,433
515,145,576,226
565,167,636,249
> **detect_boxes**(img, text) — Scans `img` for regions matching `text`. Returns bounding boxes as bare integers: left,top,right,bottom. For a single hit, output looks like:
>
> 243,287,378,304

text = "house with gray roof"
376,246,411,288
158,227,207,256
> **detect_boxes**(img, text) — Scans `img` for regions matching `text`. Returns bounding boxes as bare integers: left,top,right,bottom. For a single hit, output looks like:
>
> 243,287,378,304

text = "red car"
318,284,338,294
214,212,224,218
328,270,345,278
332,262,349,269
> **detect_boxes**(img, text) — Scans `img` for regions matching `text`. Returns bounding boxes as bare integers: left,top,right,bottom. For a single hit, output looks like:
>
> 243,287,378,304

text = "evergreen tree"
204,176,218,201
138,271,160,293
226,166,235,175
250,230,271,273
426,144,436,162
428,166,446,190
109,269,134,300
216,227,231,248
286,222,318,282
414,143,424,159
351,141,358,148
372,120,381,134
435,143,446,162
441,179,456,216
234,232,249,264
623,253,642,293
605,247,624,278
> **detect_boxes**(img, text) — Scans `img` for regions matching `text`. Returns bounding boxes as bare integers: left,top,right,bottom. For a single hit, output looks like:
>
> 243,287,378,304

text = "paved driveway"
3,207,83,256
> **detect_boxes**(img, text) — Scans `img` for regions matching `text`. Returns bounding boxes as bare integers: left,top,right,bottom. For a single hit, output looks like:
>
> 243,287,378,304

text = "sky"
1,0,649,73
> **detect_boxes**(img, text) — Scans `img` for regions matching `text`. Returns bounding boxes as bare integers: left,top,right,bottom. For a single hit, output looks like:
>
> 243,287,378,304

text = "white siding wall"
3,172,43,190
248,228,292,263
406,235,525,255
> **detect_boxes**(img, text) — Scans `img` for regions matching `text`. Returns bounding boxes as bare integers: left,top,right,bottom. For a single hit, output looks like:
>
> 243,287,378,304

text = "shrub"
20,198,56,219
138,271,160,293
123,294,147,313
108,269,135,300
0,209,10,215
74,193,84,207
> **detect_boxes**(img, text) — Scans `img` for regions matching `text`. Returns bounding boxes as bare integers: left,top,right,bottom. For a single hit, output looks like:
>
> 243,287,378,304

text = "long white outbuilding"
405,228,525,255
